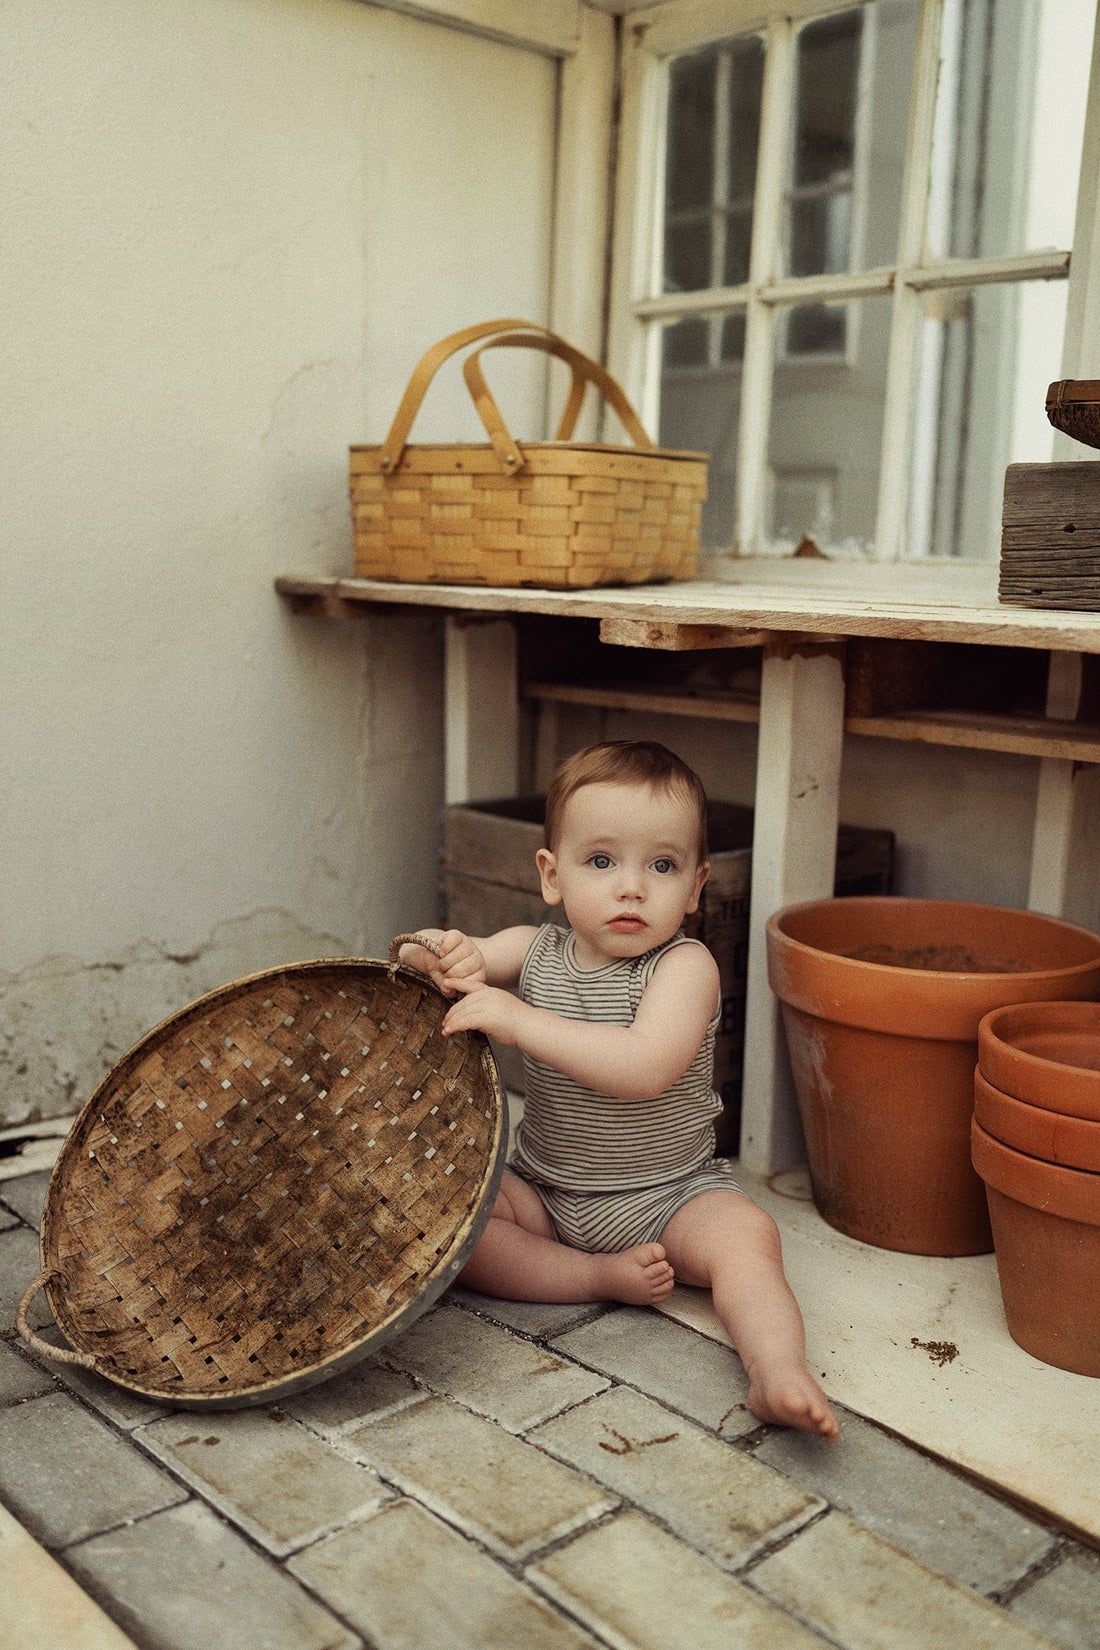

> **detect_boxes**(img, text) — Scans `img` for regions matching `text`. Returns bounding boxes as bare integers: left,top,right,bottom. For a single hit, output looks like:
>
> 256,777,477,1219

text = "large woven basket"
349,318,708,589
1047,379,1100,449
16,939,506,1408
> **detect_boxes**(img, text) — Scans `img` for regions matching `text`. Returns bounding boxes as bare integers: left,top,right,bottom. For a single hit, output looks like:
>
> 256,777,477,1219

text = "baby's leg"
659,1191,839,1442
459,1170,674,1306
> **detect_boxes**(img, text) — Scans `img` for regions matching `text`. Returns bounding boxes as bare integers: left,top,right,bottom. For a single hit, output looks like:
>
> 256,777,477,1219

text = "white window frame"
607,0,1100,568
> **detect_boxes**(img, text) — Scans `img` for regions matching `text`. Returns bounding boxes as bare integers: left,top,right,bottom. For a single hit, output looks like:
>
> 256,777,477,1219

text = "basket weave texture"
350,319,707,590
22,952,505,1408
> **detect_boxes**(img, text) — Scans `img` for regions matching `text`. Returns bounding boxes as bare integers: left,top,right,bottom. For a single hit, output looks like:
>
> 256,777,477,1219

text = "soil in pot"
979,1002,1100,1120
974,1069,1100,1171
971,1118,1100,1377
767,898,1100,1256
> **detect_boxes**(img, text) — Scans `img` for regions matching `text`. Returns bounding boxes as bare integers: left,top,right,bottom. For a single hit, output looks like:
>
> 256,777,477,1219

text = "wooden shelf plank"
845,708,1100,763
524,679,1100,763
523,680,761,723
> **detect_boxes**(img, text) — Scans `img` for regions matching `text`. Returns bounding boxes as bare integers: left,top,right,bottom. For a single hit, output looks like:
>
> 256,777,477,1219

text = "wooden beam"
740,637,847,1175
599,618,766,650
1028,652,1086,915
444,615,520,805
845,705,1100,765
524,680,761,724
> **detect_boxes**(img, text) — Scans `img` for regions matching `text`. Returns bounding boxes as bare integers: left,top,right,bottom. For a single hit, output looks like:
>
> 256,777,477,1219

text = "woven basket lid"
19,949,507,1408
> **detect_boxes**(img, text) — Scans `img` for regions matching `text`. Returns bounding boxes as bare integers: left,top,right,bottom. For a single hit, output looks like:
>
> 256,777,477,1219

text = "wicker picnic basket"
1047,379,1100,449
349,318,708,589
16,938,506,1409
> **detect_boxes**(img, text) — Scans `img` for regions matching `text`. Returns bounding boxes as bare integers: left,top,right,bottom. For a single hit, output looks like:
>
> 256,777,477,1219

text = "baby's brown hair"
544,741,709,863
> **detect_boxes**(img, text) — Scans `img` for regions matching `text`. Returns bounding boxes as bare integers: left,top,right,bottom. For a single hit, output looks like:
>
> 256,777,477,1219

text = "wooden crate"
1000,462,1100,611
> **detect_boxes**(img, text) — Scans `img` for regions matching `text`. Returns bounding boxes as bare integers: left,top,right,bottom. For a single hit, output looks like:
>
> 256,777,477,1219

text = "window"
611,0,1098,562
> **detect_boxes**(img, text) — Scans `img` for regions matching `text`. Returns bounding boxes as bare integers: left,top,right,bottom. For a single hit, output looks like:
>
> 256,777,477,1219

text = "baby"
401,740,838,1440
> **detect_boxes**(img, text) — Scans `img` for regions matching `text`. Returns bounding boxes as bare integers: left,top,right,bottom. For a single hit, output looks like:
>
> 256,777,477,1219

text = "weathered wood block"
1000,461,1100,611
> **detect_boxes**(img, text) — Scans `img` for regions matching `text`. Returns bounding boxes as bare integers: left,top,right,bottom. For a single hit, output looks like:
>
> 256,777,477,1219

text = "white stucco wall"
1,0,556,1124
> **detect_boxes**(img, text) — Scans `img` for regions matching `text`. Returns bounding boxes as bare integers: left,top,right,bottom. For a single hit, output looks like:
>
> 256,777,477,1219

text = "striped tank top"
511,922,722,1193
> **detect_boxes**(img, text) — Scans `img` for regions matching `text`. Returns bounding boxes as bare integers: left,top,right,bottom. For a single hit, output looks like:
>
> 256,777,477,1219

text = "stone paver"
0,1501,139,1650
754,1406,1056,1594
552,1305,757,1439
448,1285,611,1340
285,1358,425,1432
0,1204,18,1231
749,1510,1063,1650
383,1304,609,1430
1009,1548,1100,1650
532,1386,821,1571
0,1390,187,1549
65,1499,359,1650
0,1169,50,1229
531,1509,827,1650
290,1497,599,1650
138,1409,389,1557
347,1393,617,1561
0,1336,56,1407
26,1325,166,1428
0,1225,46,1330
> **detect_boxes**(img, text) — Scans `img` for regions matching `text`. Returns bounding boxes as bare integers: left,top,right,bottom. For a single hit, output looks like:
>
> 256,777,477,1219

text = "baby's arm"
441,942,720,1099
398,926,536,998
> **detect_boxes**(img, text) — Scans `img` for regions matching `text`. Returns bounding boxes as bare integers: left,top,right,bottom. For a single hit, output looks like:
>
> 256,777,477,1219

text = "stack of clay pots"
972,1002,1100,1376
766,896,1100,1258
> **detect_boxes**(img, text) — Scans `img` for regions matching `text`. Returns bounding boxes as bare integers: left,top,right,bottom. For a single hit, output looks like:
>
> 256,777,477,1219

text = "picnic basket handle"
16,1269,97,1369
388,933,444,973
379,319,580,474
462,331,655,475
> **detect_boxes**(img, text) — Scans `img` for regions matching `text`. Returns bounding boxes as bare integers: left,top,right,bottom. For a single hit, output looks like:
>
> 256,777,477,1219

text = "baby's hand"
432,929,487,999
442,986,525,1045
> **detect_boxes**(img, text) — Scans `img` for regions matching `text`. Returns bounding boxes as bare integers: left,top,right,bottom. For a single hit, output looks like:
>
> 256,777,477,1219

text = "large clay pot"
766,897,1100,1255
978,1001,1100,1120
971,1118,1100,1376
974,1069,1100,1172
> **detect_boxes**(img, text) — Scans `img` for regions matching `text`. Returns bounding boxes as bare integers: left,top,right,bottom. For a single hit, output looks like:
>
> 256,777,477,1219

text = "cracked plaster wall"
2,0,555,1125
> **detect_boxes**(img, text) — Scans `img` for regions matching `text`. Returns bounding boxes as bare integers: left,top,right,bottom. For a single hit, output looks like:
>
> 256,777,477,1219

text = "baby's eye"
652,858,676,874
589,853,613,870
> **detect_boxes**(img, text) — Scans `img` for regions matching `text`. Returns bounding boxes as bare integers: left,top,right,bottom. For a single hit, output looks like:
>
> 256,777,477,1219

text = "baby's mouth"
609,915,646,932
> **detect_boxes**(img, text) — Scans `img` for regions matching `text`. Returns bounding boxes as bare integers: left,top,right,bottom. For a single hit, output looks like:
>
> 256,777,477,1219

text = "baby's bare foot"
746,1362,840,1442
594,1243,675,1306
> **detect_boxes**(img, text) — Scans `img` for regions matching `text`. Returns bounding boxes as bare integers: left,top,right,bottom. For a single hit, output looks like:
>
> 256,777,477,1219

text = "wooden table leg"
740,635,846,1174
444,615,520,805
1028,650,1084,916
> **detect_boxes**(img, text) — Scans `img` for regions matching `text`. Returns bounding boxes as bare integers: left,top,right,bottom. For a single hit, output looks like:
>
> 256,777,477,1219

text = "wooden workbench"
276,564,1100,1173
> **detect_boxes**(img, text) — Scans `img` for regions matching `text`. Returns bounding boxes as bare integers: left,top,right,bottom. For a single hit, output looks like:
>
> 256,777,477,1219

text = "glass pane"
663,36,764,295
659,316,744,551
786,302,847,357
786,0,919,277
908,279,1069,560
664,218,713,294
766,294,893,553
927,0,1095,261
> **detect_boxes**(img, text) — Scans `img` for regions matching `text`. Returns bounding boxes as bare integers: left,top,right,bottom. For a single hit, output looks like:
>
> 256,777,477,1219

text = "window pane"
663,36,764,295
659,316,744,551
786,0,919,278
767,293,893,553
908,280,1069,560
927,0,1095,261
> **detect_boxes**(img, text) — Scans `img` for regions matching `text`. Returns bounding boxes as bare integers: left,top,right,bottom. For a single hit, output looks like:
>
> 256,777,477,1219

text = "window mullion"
874,0,946,561
736,16,794,555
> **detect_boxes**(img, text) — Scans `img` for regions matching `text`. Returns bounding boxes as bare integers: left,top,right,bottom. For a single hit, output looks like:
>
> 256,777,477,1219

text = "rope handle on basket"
377,319,652,475
388,933,444,975
461,331,655,476
16,1269,97,1369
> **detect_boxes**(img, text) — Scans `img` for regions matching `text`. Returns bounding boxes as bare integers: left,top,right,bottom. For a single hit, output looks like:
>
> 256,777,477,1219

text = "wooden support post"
740,635,847,1174
1028,651,1084,915
444,615,520,805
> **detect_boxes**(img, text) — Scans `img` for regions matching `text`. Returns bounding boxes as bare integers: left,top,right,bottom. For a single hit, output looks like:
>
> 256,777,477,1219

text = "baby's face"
537,781,708,969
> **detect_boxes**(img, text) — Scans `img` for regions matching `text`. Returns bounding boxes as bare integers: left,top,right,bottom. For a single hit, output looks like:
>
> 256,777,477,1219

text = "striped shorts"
509,1159,745,1253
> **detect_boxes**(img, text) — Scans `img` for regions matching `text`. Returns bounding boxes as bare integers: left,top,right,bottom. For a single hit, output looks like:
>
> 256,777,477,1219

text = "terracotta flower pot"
978,1001,1100,1121
766,897,1100,1256
974,1069,1100,1172
971,1118,1100,1376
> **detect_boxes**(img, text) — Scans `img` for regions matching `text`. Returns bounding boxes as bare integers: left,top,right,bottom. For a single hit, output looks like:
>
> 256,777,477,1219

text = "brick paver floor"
2,1165,1098,1650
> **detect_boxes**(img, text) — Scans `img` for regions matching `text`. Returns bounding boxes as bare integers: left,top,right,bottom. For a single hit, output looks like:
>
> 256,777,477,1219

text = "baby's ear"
685,858,710,915
536,848,563,906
